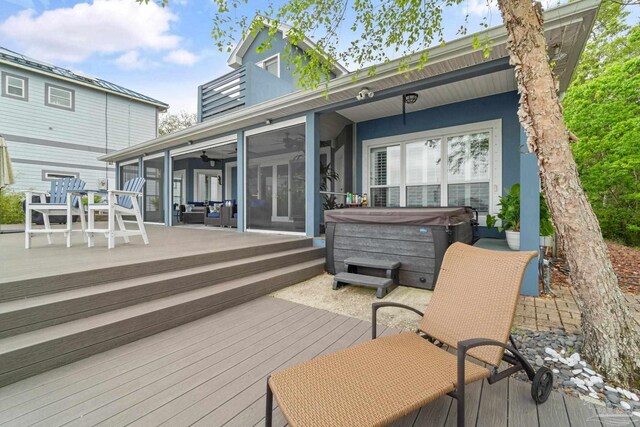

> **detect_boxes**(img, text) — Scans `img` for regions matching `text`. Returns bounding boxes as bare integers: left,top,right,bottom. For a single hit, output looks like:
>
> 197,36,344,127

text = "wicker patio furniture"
266,243,551,427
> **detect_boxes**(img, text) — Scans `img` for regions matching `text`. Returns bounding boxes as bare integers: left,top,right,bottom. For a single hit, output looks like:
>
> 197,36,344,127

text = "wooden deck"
0,297,634,427
0,224,307,284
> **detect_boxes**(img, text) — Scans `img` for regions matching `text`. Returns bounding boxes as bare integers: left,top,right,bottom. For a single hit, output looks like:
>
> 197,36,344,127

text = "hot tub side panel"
328,223,438,289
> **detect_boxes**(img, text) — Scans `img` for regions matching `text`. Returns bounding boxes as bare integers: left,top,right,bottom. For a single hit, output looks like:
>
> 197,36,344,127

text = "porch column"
520,127,540,296
115,162,120,190
306,112,320,237
236,130,245,232
163,150,171,226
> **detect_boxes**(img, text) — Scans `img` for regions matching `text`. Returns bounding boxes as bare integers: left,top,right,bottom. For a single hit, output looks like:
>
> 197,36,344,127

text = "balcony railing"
198,66,246,122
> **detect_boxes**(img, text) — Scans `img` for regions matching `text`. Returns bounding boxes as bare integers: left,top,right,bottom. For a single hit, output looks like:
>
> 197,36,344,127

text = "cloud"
115,51,153,70
163,49,200,66
0,0,180,63
465,0,500,17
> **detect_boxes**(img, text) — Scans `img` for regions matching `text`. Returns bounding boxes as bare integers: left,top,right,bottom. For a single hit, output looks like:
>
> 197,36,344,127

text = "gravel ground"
512,328,640,415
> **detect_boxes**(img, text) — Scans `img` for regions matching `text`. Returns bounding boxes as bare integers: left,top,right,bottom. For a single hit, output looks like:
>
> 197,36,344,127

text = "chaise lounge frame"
265,243,552,427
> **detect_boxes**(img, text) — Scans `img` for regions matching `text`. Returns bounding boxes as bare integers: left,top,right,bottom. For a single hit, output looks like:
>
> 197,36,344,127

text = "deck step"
0,247,324,338
333,272,397,298
0,238,314,302
0,258,325,387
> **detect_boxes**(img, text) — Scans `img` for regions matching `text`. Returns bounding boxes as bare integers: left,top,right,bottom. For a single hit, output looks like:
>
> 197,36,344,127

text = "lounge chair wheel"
531,367,553,404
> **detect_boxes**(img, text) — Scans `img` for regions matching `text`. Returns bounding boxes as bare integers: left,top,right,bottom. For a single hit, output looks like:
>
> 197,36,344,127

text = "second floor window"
262,55,279,77
45,84,74,111
2,72,28,100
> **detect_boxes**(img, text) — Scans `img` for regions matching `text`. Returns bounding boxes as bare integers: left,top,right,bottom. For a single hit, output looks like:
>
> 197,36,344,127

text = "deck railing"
198,66,246,122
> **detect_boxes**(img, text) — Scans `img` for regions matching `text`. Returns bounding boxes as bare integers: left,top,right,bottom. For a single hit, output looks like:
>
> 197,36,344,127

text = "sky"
0,0,629,115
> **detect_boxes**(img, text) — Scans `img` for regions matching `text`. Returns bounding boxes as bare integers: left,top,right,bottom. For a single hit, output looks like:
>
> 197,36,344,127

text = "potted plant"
486,183,554,250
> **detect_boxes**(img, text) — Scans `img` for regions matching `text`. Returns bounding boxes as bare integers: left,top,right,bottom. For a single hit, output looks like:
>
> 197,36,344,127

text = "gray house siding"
0,64,158,192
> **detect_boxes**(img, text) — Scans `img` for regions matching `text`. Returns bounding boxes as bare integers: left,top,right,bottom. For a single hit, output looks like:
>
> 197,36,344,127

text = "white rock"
572,353,581,362
584,368,596,376
577,384,589,392
552,358,558,362
572,369,583,375
632,411,640,419
590,376,603,384
580,361,587,367
575,378,586,386
621,401,631,410
617,387,624,393
552,369,559,374
605,385,617,392
561,349,566,355
589,392,600,399
559,357,569,364
544,357,553,361
545,348,558,357
586,380,593,387
581,373,591,379
630,392,639,402
588,386,596,393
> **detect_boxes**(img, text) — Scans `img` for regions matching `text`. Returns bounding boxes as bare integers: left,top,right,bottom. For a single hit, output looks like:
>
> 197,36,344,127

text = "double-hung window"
2,72,28,100
363,120,501,218
45,84,74,111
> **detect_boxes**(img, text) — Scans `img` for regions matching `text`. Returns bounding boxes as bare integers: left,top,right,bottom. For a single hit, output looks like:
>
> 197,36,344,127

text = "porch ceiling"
335,69,517,123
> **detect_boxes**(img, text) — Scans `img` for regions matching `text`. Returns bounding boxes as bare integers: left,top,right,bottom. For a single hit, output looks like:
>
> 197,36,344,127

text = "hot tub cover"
324,207,474,227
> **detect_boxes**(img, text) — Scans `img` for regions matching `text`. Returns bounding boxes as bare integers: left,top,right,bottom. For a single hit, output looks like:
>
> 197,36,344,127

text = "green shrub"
0,189,24,224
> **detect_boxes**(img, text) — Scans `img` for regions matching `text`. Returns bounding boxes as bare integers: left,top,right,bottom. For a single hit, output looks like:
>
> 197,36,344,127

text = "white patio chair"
24,177,87,249
86,177,148,249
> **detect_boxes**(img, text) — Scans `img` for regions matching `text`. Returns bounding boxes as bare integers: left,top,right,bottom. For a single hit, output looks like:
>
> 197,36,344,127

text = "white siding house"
0,48,167,192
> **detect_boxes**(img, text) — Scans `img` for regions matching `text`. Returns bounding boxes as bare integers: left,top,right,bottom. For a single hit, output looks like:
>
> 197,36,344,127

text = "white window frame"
258,53,280,78
362,120,502,224
45,83,74,111
2,73,28,100
42,170,80,181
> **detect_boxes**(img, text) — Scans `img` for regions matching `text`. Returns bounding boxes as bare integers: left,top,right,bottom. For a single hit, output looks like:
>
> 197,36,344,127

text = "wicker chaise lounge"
266,243,553,427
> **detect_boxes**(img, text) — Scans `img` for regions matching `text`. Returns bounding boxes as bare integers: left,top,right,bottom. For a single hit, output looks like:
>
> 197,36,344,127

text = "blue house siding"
244,64,296,106
241,30,301,87
355,91,521,196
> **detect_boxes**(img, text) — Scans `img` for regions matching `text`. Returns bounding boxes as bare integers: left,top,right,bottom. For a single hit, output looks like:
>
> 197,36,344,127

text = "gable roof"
102,0,600,163
227,17,349,77
0,47,168,110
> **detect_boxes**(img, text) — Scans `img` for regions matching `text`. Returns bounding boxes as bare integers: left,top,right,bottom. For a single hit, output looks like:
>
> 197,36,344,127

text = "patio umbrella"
0,135,16,233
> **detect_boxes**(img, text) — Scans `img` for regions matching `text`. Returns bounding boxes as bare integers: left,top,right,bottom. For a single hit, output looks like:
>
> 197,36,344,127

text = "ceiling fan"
200,150,221,163
283,132,304,151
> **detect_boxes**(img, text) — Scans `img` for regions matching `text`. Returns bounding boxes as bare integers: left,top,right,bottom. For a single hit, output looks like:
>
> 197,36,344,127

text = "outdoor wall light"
355,87,374,101
402,93,419,125
403,93,419,104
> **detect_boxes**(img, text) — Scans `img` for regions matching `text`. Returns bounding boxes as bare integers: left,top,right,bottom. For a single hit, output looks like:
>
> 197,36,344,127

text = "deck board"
0,297,613,427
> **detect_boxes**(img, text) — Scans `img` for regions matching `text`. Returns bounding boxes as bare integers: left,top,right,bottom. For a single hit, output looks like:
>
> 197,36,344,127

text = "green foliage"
158,111,197,136
0,189,24,224
563,10,640,246
496,183,521,232
486,183,554,236
204,0,490,91
81,195,103,205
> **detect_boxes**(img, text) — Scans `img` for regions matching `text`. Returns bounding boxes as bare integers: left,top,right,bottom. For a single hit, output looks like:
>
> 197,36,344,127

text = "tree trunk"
497,0,640,385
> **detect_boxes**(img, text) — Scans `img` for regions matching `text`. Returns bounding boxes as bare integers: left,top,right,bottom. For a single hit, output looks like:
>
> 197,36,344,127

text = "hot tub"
324,207,476,290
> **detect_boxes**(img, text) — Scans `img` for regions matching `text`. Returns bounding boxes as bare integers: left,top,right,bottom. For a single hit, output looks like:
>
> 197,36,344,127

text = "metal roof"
0,47,168,109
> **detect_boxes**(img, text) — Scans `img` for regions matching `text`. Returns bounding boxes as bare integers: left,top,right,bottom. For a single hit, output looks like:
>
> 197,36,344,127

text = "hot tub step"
333,272,397,298
344,257,400,270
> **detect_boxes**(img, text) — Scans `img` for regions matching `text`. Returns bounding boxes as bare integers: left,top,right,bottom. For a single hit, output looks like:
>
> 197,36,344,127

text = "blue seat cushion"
207,213,221,218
